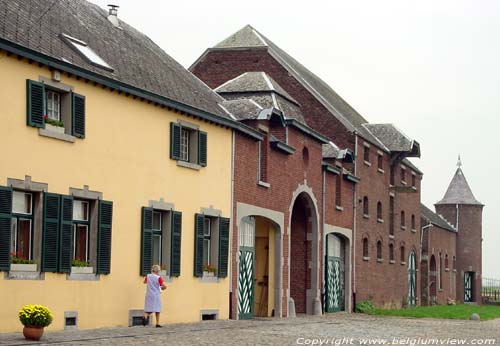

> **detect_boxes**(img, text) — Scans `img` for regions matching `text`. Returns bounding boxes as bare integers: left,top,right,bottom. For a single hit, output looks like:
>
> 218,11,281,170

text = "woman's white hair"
151,264,161,273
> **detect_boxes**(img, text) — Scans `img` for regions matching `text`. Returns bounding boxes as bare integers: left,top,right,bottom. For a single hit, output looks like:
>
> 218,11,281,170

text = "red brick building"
421,204,457,305
191,25,423,310
212,72,357,318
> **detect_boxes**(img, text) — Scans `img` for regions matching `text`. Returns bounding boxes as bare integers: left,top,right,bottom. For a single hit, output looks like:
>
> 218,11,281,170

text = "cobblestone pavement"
1,314,499,346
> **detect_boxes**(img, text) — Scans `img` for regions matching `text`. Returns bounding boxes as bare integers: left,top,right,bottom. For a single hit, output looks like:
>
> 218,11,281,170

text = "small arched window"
363,196,369,216
389,243,394,262
363,238,369,258
400,246,405,263
377,202,383,220
445,254,449,269
401,210,406,229
377,241,382,260
411,214,416,230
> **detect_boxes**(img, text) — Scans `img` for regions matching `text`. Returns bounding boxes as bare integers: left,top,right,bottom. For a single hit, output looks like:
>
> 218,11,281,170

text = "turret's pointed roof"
436,162,482,205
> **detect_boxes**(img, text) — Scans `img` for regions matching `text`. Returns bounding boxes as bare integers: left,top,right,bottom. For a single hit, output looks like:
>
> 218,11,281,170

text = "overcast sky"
88,0,499,278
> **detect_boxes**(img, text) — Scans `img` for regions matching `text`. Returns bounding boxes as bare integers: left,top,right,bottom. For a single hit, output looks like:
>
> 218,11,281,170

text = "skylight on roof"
61,33,113,72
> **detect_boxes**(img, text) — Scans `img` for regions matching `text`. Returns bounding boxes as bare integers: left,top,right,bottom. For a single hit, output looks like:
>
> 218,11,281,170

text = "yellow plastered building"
0,0,260,332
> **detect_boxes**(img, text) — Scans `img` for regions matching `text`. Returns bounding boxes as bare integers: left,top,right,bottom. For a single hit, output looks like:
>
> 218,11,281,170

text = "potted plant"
203,263,216,277
10,252,37,272
71,258,93,274
43,115,65,134
160,264,167,277
19,304,53,340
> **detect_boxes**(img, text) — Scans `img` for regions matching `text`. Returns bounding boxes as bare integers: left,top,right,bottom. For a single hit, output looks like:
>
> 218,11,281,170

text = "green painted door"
238,217,255,320
408,251,417,306
325,234,342,313
464,272,473,302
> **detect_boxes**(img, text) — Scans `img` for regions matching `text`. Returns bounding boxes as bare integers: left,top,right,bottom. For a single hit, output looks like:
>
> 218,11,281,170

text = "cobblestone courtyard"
1,314,499,346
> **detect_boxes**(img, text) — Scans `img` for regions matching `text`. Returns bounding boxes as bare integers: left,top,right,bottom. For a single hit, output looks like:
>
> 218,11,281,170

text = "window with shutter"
0,186,13,271
42,193,61,272
194,214,205,277
170,211,182,277
141,207,153,276
26,80,86,140
26,80,45,128
217,217,230,278
97,200,113,274
170,122,207,168
59,196,74,273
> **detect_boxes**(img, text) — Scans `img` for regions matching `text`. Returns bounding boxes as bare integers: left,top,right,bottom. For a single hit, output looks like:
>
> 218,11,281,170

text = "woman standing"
143,264,167,327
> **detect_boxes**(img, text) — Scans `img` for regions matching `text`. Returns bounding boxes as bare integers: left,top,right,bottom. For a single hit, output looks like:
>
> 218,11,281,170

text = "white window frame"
46,90,61,121
180,128,190,162
11,192,34,261
72,200,90,262
203,218,211,265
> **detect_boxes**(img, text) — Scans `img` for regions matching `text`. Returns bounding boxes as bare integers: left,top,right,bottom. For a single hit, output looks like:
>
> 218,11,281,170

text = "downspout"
420,224,432,260
229,130,235,318
352,132,358,310
321,169,326,313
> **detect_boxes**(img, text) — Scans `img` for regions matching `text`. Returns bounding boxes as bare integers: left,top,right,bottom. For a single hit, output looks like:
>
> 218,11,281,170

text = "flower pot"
160,270,167,276
10,263,37,272
71,266,93,274
203,271,215,277
45,123,65,134
23,326,44,341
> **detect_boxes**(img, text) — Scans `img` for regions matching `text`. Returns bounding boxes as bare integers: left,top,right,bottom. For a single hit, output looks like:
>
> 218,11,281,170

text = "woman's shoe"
142,316,149,326
155,324,162,328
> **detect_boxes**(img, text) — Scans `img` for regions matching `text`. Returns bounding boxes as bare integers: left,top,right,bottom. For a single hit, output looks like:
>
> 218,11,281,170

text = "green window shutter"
0,186,13,271
170,211,182,277
72,93,86,138
58,195,73,273
218,217,230,278
140,207,153,276
97,200,113,274
42,193,61,272
170,122,182,160
26,80,45,128
198,131,207,167
194,213,205,277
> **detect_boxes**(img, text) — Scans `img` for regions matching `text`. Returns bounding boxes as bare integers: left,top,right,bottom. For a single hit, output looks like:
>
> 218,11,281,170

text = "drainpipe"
321,169,326,313
229,130,236,318
352,132,358,310
420,223,432,260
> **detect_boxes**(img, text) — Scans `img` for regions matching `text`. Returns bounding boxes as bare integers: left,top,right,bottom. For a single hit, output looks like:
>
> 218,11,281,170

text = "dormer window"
61,34,113,72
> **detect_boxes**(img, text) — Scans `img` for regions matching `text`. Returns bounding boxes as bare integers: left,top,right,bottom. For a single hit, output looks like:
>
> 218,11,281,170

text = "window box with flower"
203,263,216,277
10,252,37,272
43,114,65,134
71,259,93,274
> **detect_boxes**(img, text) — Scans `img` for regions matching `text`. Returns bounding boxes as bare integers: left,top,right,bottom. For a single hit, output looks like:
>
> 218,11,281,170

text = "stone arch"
288,183,321,316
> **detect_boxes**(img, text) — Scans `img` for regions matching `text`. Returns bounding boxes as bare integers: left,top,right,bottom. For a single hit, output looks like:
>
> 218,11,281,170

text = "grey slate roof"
436,168,482,205
0,0,230,120
211,25,367,132
205,25,422,160
362,123,420,154
421,204,456,232
215,72,299,105
219,99,262,121
215,72,306,124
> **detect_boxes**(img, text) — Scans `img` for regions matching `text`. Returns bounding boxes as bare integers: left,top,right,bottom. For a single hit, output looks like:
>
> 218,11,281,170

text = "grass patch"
370,304,500,321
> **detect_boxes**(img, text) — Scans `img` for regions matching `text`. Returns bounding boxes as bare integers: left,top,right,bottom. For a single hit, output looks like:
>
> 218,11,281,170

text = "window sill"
377,258,383,263
401,226,406,230
199,275,219,284
176,160,202,171
401,181,407,186
411,186,417,191
389,191,395,197
39,128,76,143
5,271,44,280
377,218,384,223
335,205,344,211
377,168,385,174
363,214,370,219
411,228,417,233
389,234,395,239
389,260,395,264
257,181,270,188
363,161,371,167
10,263,37,272
401,261,406,265
66,272,100,281
363,256,370,261
445,268,450,272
